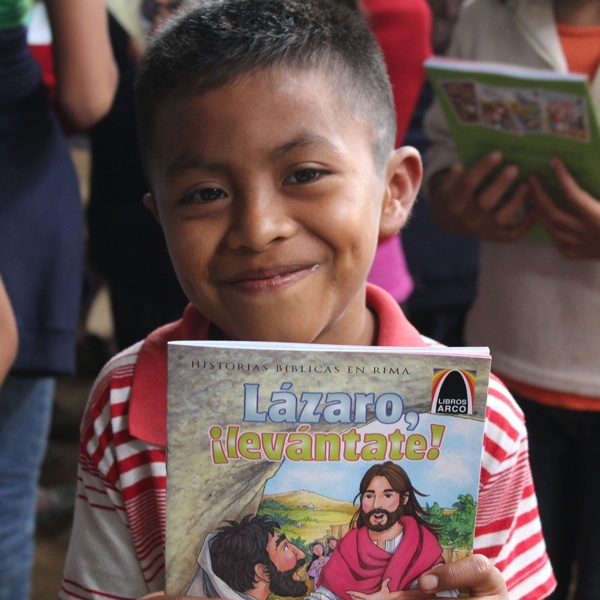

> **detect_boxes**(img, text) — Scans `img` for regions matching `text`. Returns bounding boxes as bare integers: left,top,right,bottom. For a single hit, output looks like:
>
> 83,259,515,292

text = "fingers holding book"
529,157,600,259
429,152,535,241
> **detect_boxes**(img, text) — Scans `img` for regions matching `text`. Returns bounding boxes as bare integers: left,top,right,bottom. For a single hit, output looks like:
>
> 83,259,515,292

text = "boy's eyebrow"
164,133,339,180
269,133,339,160
165,156,219,179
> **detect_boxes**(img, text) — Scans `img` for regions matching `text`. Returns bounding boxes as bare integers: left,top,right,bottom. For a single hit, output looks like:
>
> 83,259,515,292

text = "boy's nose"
225,189,295,251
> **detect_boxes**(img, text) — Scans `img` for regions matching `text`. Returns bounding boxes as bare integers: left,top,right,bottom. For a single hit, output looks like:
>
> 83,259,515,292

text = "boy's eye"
181,187,227,204
284,168,324,184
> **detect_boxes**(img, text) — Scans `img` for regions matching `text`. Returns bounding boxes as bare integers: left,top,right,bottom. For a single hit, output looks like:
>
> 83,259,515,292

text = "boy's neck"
554,0,600,26
207,307,379,346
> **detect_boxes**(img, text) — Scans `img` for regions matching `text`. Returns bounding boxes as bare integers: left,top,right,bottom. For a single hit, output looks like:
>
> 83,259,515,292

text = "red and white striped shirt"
59,285,555,600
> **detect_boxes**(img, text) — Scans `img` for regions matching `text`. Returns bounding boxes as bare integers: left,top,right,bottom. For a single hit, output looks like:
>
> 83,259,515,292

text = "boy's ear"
379,146,422,238
143,192,160,223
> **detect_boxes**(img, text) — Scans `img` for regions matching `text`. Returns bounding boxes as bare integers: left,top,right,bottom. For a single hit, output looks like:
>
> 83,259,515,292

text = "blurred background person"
0,0,116,597
424,0,600,596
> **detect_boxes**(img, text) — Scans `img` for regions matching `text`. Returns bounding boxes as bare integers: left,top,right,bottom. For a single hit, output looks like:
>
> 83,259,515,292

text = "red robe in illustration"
318,516,443,599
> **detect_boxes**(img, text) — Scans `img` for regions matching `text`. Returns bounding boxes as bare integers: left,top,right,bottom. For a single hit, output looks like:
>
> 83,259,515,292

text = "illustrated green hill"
258,490,355,550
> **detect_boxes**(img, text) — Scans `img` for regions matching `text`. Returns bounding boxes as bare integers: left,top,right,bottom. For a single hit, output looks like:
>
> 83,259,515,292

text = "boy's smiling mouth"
227,263,319,294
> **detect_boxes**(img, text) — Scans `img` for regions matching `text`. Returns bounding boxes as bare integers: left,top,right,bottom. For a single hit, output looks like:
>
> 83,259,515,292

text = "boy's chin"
231,327,318,345
218,317,326,345
208,288,370,345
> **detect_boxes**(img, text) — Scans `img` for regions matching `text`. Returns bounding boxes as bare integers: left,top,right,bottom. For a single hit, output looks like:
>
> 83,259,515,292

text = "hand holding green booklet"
425,56,600,241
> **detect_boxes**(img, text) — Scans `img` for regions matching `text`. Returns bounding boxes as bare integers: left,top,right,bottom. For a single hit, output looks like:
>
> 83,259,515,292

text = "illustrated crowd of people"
2,0,600,599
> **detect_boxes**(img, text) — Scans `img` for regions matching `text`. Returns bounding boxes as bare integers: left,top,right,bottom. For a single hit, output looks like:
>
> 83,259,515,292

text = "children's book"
166,341,492,598
425,56,600,241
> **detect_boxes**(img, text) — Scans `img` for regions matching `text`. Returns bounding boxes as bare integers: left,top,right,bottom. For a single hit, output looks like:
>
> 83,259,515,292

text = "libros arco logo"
430,369,476,415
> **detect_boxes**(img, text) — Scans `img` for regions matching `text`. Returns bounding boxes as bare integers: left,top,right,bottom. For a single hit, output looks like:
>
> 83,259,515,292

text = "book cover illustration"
166,342,491,598
542,90,589,141
477,84,521,135
425,56,600,241
507,89,543,135
440,81,480,125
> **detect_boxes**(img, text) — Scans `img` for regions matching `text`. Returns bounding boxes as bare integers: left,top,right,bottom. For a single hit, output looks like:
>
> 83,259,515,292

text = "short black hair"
134,0,396,174
209,514,279,593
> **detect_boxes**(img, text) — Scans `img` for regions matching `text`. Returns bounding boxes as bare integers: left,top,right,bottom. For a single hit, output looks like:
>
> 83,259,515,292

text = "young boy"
59,1,555,598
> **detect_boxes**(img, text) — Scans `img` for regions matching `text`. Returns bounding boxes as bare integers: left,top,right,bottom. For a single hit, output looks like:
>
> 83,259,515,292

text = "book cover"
425,56,600,241
166,341,491,598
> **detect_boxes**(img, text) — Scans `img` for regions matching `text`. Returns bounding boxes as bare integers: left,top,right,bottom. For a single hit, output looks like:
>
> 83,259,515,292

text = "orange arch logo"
430,369,476,415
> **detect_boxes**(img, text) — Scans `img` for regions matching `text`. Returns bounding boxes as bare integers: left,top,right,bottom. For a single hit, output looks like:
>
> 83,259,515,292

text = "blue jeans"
0,375,55,600
516,396,600,600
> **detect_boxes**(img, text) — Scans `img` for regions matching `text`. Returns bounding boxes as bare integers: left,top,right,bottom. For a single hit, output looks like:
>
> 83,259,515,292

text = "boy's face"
146,67,420,345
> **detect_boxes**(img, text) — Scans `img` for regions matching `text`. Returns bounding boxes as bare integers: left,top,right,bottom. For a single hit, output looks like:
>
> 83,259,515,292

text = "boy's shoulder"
86,304,203,446
84,341,144,417
486,372,526,442
480,374,530,494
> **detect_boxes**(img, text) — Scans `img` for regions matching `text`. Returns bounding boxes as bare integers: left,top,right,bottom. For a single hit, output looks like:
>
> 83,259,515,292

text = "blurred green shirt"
0,0,31,29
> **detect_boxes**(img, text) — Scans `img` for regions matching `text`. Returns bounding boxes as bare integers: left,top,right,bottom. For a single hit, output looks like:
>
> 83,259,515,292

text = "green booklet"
425,56,600,241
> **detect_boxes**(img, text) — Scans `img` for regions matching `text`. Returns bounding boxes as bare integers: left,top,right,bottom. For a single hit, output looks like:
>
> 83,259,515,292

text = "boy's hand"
529,157,600,259
430,152,535,241
418,554,508,598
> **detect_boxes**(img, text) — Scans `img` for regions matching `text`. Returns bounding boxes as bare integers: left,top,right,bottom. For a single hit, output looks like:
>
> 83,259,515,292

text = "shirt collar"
129,284,425,446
